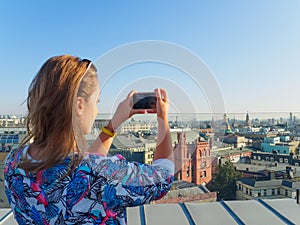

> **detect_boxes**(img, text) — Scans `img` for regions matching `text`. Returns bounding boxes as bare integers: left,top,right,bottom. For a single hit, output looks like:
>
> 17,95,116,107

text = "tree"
210,160,241,201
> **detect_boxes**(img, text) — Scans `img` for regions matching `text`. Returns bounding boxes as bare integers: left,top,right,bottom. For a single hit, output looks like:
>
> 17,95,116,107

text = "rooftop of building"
128,198,300,225
170,130,200,144
2,199,299,224
170,180,201,189
235,162,300,176
155,180,217,204
238,178,283,188
213,147,253,157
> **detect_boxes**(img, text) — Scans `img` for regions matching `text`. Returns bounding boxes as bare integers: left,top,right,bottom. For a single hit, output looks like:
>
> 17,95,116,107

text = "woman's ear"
74,96,85,117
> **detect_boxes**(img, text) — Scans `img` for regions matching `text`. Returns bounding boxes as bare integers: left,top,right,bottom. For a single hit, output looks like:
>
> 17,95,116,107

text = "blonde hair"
19,55,97,172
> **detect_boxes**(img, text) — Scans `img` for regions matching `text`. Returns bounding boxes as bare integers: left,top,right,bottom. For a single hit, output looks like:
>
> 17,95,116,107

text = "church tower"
246,112,251,127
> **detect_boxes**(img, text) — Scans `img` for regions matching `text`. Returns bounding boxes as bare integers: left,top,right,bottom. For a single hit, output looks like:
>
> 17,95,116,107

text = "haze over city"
1,1,300,115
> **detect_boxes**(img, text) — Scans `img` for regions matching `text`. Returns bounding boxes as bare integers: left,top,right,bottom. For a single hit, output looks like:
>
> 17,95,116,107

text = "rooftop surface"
1,198,298,225
127,198,300,225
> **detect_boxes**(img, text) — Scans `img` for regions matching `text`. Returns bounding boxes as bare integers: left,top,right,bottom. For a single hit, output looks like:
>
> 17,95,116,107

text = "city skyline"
1,111,300,125
1,1,300,114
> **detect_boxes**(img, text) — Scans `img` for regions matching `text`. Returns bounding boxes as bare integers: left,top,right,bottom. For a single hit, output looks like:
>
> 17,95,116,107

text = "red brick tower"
174,132,212,185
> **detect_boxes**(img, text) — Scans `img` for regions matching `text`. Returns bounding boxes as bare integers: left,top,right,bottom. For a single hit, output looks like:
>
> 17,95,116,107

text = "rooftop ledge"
1,198,298,225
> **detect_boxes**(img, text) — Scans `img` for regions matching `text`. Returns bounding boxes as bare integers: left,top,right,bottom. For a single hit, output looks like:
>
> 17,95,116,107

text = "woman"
4,55,174,224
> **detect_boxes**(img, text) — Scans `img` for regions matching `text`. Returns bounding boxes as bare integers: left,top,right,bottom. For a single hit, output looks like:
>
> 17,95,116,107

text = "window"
279,158,283,163
201,161,206,169
272,189,275,195
285,189,288,196
186,166,190,177
284,158,289,163
191,166,195,178
253,156,256,160
201,171,206,178
278,188,280,195
264,189,267,196
257,190,261,197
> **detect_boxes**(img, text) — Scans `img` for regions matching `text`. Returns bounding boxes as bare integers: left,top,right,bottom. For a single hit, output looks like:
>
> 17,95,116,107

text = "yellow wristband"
101,126,116,138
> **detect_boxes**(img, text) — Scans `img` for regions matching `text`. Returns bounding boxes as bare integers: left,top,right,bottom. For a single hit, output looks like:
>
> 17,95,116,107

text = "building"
174,132,212,185
120,121,156,134
0,127,27,153
236,178,300,200
245,112,251,127
235,158,300,201
110,141,156,165
106,134,157,164
0,115,26,127
0,134,19,152
93,118,110,130
261,136,299,155
154,180,216,204
222,133,246,148
215,148,253,163
252,151,300,166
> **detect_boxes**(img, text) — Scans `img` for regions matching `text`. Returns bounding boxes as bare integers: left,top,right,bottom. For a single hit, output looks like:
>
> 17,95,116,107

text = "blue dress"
4,145,174,225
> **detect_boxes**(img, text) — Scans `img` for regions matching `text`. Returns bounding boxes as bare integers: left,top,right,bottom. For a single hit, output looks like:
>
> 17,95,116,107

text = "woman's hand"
109,91,148,130
155,88,169,122
109,88,169,130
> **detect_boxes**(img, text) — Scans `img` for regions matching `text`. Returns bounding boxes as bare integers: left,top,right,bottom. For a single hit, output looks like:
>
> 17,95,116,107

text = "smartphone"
132,92,157,109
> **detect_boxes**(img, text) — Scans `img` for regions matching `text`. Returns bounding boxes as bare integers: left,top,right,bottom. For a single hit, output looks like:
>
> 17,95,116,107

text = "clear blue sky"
1,0,299,115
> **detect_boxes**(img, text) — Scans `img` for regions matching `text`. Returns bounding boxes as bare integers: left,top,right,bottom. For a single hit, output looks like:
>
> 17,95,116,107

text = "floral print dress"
4,145,174,225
